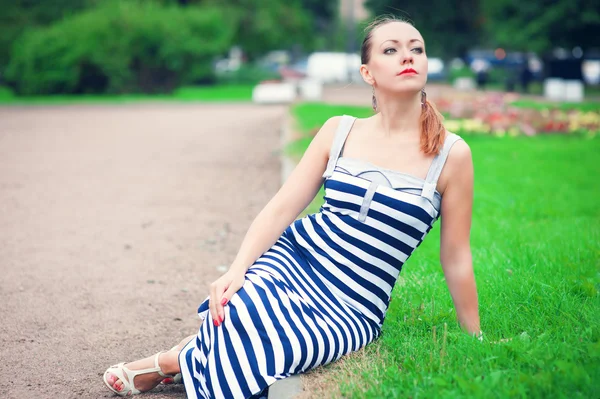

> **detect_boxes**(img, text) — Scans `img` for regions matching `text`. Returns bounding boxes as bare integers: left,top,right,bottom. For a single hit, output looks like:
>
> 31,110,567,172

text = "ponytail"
419,99,446,156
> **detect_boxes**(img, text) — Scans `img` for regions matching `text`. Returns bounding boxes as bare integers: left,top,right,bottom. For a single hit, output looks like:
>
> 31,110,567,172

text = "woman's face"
362,22,428,94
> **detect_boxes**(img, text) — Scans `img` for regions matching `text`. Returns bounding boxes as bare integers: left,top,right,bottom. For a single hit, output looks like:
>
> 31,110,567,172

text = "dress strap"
421,133,464,201
322,115,357,178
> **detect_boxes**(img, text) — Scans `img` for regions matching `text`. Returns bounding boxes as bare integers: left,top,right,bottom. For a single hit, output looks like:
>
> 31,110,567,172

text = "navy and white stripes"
179,115,463,398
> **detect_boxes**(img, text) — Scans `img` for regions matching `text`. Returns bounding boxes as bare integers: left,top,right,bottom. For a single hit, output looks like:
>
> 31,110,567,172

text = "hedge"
6,1,236,94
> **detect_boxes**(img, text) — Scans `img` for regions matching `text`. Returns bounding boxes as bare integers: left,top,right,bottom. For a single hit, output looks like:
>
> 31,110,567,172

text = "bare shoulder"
317,115,343,138
438,133,473,194
446,136,472,168
311,115,344,150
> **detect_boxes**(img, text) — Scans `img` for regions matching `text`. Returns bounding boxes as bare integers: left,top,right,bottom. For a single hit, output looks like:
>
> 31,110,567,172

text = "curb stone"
268,373,304,399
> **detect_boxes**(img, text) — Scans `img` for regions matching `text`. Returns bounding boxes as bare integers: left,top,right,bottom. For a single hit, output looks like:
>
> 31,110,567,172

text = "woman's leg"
104,333,197,394
173,334,196,351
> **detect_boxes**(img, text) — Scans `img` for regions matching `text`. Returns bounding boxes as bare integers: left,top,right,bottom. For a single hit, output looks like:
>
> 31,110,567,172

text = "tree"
0,0,100,73
6,2,235,94
364,0,600,58
300,0,338,31
364,0,482,59
198,0,314,59
480,0,600,54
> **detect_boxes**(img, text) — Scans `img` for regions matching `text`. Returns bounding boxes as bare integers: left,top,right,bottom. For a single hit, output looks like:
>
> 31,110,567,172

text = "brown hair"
361,16,446,156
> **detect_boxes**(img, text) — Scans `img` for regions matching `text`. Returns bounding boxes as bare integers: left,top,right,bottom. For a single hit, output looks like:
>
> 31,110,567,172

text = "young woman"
103,16,481,399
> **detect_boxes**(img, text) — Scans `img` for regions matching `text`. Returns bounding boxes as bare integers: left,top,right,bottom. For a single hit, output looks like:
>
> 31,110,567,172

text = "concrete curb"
268,374,304,399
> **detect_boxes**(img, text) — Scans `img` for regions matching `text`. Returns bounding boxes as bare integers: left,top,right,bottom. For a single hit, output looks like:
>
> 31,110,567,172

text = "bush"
447,66,476,83
448,65,516,87
216,64,281,85
6,1,235,95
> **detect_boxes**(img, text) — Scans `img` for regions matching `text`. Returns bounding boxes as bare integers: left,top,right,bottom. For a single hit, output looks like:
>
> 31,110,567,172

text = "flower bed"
435,92,599,137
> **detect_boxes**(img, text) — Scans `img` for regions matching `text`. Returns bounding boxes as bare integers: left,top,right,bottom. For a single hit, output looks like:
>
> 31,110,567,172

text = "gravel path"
0,103,285,398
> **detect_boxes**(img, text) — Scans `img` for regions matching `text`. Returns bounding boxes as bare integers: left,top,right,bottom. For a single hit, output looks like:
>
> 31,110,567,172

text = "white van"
306,52,363,84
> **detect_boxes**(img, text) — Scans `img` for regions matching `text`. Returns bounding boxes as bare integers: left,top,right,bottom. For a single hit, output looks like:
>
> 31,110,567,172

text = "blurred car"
306,52,362,84
427,57,446,81
466,49,544,80
257,50,291,72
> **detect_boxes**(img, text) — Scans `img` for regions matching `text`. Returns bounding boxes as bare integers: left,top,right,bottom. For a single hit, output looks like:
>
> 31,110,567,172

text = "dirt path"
0,103,285,398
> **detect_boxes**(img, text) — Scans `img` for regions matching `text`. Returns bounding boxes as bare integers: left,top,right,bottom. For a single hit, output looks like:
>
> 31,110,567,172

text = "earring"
372,86,377,112
421,88,427,107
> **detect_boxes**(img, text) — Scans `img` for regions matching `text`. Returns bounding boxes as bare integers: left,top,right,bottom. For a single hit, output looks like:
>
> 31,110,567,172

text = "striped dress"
179,115,463,399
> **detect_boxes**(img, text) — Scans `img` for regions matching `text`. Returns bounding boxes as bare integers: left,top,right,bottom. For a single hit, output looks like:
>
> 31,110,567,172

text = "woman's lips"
398,68,418,75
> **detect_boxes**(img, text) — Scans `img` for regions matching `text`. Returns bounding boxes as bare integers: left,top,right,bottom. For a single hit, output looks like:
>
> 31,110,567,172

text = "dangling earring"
421,88,427,108
372,86,378,112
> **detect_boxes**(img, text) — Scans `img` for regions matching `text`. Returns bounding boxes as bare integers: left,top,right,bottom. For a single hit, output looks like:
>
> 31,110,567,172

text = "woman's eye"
383,48,396,54
412,47,424,54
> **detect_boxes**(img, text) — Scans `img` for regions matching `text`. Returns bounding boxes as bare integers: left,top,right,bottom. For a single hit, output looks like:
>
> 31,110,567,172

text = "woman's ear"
360,64,375,86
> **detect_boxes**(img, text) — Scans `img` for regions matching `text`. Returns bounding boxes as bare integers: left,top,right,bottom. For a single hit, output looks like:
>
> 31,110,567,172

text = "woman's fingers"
218,296,228,323
209,282,222,326
209,272,244,327
219,276,244,322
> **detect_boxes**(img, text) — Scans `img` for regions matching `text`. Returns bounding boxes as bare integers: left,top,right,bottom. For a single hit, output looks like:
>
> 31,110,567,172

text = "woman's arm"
438,140,481,335
228,116,342,275
210,116,342,324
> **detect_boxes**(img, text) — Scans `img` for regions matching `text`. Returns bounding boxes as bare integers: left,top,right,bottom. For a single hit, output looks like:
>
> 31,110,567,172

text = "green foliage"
0,0,99,70
449,65,511,86
300,0,338,23
364,0,481,58
300,0,341,50
0,0,337,78
448,66,477,83
480,0,600,53
216,64,281,85
363,0,600,57
289,104,600,397
143,0,336,55
5,1,235,94
201,0,314,59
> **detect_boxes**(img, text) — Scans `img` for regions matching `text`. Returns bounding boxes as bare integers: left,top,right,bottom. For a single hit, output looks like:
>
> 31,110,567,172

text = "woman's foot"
104,350,180,395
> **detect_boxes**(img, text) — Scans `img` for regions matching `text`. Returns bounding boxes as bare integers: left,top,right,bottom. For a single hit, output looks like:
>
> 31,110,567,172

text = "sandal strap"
104,351,175,396
154,350,175,378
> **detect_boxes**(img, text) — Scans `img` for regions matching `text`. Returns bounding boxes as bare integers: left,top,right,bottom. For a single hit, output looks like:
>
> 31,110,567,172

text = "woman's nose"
401,51,414,64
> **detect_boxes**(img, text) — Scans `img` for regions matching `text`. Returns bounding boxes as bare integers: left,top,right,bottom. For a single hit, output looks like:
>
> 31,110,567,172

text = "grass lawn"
510,99,600,112
0,84,254,105
289,103,600,398
482,81,600,100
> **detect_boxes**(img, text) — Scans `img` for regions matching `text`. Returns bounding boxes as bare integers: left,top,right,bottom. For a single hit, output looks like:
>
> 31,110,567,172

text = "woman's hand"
208,269,246,327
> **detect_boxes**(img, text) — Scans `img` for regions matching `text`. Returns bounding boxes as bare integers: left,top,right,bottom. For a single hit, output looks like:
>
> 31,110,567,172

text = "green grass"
291,102,375,133
479,82,600,100
0,84,254,105
510,99,600,112
291,104,600,398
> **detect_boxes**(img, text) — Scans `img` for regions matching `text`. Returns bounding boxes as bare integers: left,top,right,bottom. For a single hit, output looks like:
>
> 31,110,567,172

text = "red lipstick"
398,68,418,75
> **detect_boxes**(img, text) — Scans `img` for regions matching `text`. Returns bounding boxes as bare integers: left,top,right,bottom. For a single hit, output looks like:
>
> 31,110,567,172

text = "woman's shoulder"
443,130,472,170
437,130,473,195
445,129,463,142
314,114,356,140
322,115,346,128
445,130,470,153
308,115,346,154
